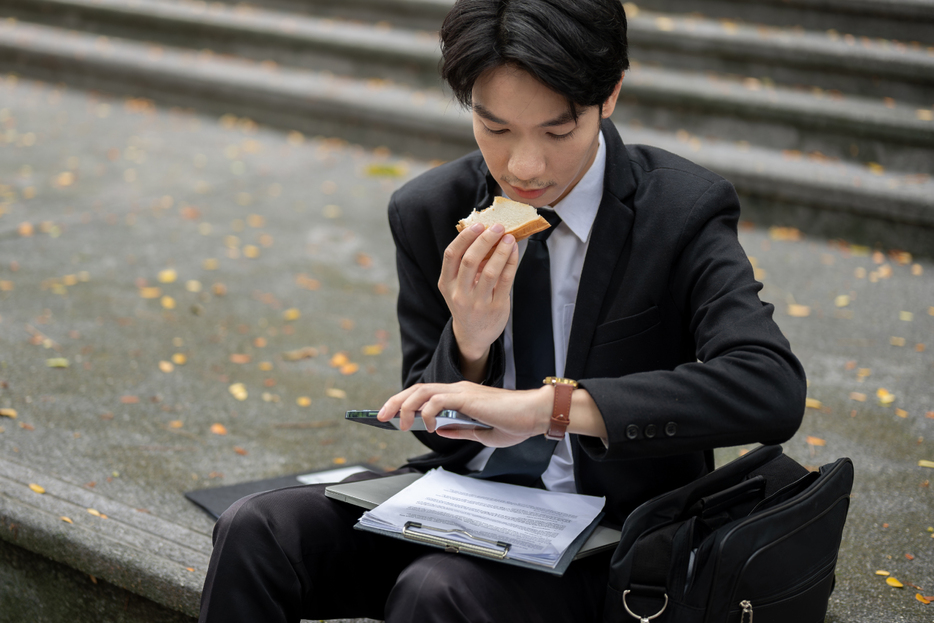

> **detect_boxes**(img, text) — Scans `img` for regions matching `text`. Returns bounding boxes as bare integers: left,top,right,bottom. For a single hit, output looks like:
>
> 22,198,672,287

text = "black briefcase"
605,445,853,623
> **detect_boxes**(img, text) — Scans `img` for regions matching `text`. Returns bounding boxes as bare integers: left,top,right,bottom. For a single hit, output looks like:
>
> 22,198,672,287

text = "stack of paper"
357,468,605,570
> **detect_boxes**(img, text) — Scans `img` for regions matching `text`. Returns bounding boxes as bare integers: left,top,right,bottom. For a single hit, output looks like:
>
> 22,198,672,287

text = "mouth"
507,184,549,201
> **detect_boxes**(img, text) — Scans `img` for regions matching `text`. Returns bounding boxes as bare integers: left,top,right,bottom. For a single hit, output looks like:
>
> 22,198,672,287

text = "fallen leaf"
916,594,931,605
61,516,73,524
186,567,196,572
159,361,174,373
896,409,908,418
234,446,248,456
788,304,811,317
899,311,914,322
876,570,890,576
364,163,408,178
0,408,17,419
850,392,867,402
19,422,35,431
139,286,162,299
161,296,176,310
363,344,383,356
887,577,904,588
905,553,915,560
333,457,347,465
172,353,187,365
326,388,347,399
228,383,247,401
283,308,301,321
919,460,934,469
282,346,318,361
805,398,822,409
46,358,69,368
210,423,228,435
157,268,177,283
340,363,360,375
296,396,311,407
229,353,252,364
834,295,850,307
806,436,826,446
169,420,183,428
87,508,102,517
29,483,46,494
121,395,140,404
330,352,349,368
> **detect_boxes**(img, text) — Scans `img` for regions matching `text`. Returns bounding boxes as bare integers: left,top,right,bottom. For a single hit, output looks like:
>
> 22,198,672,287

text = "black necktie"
476,209,562,486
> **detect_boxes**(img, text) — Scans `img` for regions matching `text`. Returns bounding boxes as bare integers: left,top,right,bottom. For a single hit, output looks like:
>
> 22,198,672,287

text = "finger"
441,223,485,287
377,385,420,421
456,223,505,293
475,233,516,300
491,240,520,308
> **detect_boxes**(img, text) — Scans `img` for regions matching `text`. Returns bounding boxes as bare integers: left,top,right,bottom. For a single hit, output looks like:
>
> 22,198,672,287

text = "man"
199,1,805,621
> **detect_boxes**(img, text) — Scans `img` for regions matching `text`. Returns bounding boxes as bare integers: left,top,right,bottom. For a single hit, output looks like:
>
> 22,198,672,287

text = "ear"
600,75,624,119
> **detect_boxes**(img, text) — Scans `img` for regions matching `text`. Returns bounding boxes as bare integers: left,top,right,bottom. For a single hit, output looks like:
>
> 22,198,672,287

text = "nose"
507,140,546,184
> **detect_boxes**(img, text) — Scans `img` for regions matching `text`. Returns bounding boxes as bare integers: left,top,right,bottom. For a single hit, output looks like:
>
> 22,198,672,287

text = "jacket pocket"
592,306,662,346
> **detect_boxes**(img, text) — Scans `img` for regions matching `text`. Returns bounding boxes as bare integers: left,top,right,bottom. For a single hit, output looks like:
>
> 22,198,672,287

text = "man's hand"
439,223,519,381
378,381,550,448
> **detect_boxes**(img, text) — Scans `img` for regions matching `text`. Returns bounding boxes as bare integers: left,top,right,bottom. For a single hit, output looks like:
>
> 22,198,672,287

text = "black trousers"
198,472,611,622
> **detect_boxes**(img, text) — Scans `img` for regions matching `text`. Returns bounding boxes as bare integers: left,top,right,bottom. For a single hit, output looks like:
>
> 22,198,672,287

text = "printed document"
357,468,605,568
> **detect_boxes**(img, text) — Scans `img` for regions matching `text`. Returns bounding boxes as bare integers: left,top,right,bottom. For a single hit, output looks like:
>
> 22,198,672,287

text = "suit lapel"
564,120,636,380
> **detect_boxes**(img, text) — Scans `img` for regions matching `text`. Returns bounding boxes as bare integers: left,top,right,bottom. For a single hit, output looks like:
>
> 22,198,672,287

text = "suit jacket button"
665,422,677,437
644,424,657,438
626,424,639,440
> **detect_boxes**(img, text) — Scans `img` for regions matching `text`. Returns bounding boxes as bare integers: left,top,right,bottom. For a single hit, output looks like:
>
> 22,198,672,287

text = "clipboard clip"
402,521,511,560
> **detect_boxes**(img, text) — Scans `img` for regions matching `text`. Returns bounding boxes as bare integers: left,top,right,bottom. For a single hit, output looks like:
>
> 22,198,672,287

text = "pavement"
0,73,932,622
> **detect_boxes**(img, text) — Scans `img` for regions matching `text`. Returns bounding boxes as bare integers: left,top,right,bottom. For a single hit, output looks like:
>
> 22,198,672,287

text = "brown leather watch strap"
545,381,574,441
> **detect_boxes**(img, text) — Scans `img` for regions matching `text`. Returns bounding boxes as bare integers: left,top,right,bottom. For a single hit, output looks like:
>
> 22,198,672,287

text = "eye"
484,126,509,136
548,129,576,141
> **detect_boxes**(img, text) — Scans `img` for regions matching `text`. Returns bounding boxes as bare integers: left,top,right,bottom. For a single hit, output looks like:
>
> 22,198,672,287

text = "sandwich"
456,196,551,241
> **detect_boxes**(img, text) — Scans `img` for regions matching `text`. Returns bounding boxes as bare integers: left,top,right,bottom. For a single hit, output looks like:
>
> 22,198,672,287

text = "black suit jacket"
387,119,806,526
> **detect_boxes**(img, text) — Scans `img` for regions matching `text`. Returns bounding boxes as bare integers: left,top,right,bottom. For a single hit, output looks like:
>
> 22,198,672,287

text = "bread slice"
456,196,551,241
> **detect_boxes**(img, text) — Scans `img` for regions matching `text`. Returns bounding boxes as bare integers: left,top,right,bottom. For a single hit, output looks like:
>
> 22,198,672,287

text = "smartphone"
345,409,492,431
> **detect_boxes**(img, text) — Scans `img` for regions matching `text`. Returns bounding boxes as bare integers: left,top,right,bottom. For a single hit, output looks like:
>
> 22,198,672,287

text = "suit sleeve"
388,195,504,459
577,180,806,460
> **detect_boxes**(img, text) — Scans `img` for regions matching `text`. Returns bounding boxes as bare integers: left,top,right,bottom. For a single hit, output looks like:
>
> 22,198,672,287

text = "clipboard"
325,473,621,576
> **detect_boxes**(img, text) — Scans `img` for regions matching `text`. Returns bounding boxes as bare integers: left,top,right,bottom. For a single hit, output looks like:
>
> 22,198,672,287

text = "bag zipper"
740,600,753,623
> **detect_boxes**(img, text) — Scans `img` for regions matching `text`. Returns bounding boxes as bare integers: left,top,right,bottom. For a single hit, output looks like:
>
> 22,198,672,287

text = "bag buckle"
622,590,668,623
740,599,753,623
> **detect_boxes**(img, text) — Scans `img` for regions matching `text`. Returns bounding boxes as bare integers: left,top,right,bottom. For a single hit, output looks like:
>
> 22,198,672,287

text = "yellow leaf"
0,408,17,419
895,409,908,418
29,483,46,494
340,363,359,375
805,398,822,409
139,286,162,299
363,344,383,356
916,594,931,604
258,361,274,371
330,352,349,368
326,388,347,399
333,457,347,465
296,396,311,407
169,420,183,429
61,516,73,524
46,358,69,368
157,268,177,283
918,460,934,469
806,436,826,447
788,304,811,317
161,295,176,309
899,311,914,322
850,392,867,402
210,423,228,435
886,577,904,588
834,295,850,307
159,361,174,373
228,383,247,401
364,163,408,178
283,308,301,321
875,570,890,576
172,353,187,365
87,508,102,517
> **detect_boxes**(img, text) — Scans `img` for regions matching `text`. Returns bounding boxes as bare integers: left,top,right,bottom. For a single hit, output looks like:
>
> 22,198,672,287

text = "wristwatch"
543,376,578,441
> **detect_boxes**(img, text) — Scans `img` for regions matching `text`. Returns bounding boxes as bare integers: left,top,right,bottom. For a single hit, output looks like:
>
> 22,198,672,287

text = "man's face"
471,65,620,208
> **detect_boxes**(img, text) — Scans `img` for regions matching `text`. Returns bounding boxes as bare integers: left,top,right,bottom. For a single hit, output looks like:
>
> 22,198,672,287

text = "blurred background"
0,1,932,621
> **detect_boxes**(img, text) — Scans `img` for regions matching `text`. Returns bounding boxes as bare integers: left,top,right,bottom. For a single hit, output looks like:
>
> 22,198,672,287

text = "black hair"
440,0,629,117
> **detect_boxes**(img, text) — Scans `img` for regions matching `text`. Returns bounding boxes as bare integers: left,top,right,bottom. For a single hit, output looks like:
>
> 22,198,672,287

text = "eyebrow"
473,103,581,128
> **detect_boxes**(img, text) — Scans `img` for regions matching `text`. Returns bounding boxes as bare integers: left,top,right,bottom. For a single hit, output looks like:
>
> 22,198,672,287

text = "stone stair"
0,0,932,241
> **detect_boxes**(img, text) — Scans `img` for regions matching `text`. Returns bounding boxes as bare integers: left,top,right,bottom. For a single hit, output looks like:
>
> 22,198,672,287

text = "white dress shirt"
465,132,607,492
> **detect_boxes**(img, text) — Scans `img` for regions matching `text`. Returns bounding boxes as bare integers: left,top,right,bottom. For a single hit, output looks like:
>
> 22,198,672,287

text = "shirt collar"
550,130,605,244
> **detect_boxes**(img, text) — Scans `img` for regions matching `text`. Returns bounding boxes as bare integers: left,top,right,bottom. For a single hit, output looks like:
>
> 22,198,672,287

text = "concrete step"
631,0,934,45
5,0,933,106
1,15,931,176
0,19,930,228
